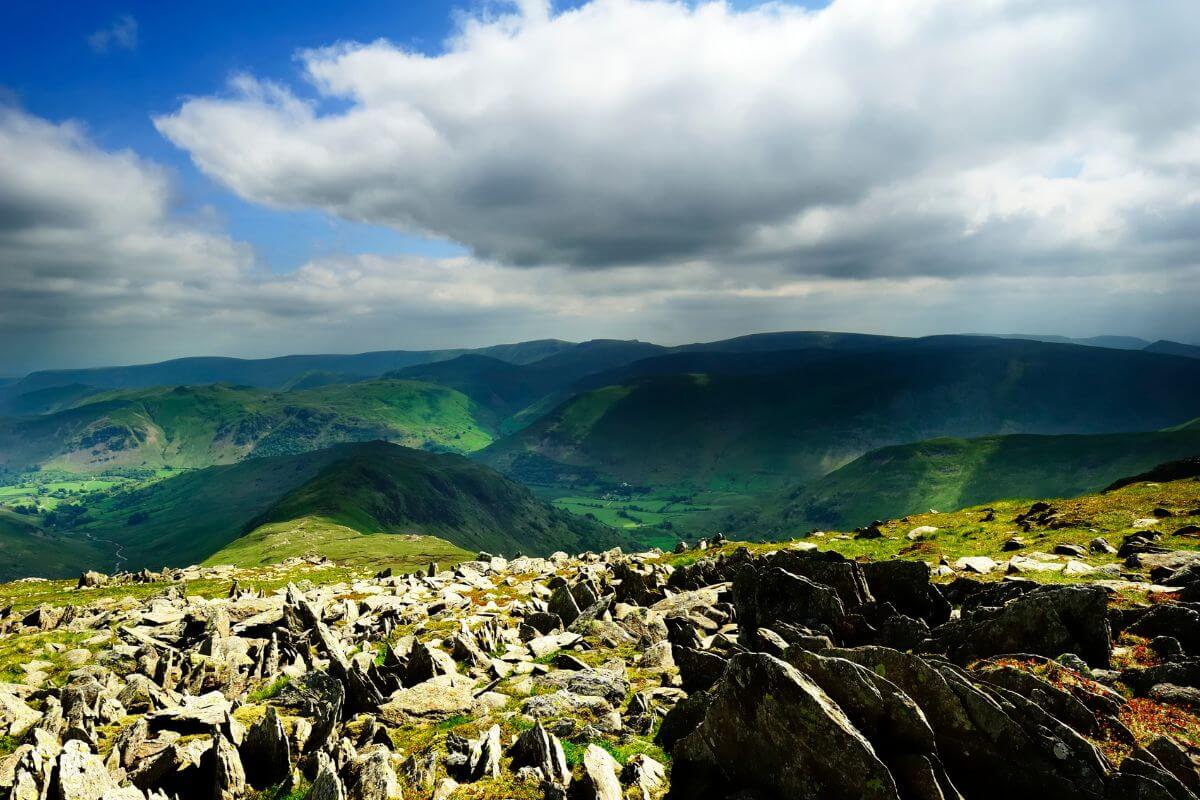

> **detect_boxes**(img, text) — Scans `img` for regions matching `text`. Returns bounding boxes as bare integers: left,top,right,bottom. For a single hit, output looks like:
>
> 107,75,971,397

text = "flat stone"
380,674,477,722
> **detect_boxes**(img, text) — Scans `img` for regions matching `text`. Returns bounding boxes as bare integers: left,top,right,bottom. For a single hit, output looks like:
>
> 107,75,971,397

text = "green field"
532,484,753,546
0,473,149,513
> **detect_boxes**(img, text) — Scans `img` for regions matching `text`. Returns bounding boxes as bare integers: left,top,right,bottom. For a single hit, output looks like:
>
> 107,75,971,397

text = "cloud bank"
4,0,1200,373
156,0,1200,279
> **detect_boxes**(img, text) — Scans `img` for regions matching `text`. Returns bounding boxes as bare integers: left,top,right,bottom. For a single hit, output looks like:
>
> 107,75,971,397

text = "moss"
247,676,292,703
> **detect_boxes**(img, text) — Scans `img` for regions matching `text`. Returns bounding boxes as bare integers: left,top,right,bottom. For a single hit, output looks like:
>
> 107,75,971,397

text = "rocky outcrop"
0,536,1198,800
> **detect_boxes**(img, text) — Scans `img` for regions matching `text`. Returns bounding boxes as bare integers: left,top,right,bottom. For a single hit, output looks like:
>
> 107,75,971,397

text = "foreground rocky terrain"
1,500,1199,799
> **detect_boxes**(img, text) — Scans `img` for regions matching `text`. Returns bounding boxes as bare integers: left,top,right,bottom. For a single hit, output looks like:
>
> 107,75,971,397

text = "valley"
1,332,1199,582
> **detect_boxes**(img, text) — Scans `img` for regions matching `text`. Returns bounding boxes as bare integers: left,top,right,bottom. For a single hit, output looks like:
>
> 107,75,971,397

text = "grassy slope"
205,517,471,571
701,476,1200,577
0,379,494,473
738,428,1200,536
480,339,1200,490
72,446,351,570
0,508,108,582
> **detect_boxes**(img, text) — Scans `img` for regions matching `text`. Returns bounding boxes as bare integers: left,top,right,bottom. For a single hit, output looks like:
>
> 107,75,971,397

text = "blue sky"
2,0,474,270
1,0,1197,373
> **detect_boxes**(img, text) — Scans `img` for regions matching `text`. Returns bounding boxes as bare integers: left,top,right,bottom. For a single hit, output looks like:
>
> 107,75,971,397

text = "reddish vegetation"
1121,698,1200,750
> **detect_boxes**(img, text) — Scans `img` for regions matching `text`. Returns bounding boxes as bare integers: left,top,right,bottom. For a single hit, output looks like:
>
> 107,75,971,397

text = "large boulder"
668,653,899,799
929,585,1112,667
860,560,951,626
835,646,1110,800
734,565,846,646
380,674,477,723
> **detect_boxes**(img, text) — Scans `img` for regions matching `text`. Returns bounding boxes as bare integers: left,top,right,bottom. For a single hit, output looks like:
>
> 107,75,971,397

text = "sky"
1,0,1199,375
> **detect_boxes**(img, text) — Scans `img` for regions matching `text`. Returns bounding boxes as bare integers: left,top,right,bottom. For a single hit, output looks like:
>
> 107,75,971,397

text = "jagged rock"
622,754,665,800
638,641,674,668
78,571,108,589
1128,605,1200,655
446,725,501,783
528,632,582,659
672,646,728,693
522,691,618,729
0,689,41,737
403,643,457,686
211,735,246,800
55,740,120,800
572,744,622,800
510,722,570,788
669,652,898,799
534,669,630,706
431,778,457,800
241,706,291,788
548,584,582,627
836,646,1110,800
343,747,402,800
147,692,232,734
734,565,845,646
1107,771,1180,800
1118,753,1197,800
117,675,170,714
310,755,347,800
861,560,950,626
1145,737,1200,796
930,584,1112,667
972,661,1103,735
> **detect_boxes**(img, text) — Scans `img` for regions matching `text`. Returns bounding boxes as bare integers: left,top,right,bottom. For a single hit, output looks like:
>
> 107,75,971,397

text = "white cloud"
155,0,1200,279
88,14,139,54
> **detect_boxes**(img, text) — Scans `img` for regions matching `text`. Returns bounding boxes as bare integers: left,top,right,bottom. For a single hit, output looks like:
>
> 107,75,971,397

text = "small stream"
83,533,127,572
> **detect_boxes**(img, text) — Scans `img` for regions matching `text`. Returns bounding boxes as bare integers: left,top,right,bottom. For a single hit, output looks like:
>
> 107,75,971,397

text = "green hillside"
391,340,671,426
735,427,1200,537
0,379,494,473
69,446,353,570
249,441,618,556
12,441,617,578
205,518,471,571
0,509,108,582
480,338,1200,490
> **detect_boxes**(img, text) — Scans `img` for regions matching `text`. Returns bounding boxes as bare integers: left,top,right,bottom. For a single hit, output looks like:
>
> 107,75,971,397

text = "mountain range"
1,329,1199,579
